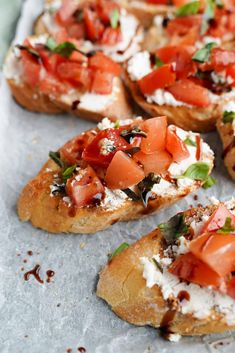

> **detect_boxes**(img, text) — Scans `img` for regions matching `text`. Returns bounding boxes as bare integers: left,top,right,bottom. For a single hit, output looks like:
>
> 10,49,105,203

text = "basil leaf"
62,165,77,182
138,173,161,207
223,111,235,124
45,37,57,51
124,147,141,156
46,38,78,58
120,126,147,143
49,151,66,169
192,42,216,63
176,1,200,17
16,44,40,59
181,162,210,181
217,217,235,234
201,0,215,35
114,120,120,128
184,138,196,147
152,258,163,273
109,242,129,260
122,188,141,201
155,56,164,68
158,214,189,244
202,175,216,189
110,9,119,29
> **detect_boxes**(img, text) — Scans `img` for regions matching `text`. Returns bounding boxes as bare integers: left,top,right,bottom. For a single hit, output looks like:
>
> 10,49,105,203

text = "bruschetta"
17,116,214,234
125,45,235,132
34,0,143,63
217,101,235,180
97,198,235,337
4,34,132,121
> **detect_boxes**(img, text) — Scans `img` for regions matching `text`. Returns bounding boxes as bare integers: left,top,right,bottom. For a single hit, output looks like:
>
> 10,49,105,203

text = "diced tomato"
134,150,172,175
105,151,145,189
39,51,66,74
201,204,235,234
70,50,88,63
96,0,120,25
227,13,235,30
226,277,235,300
146,0,168,4
166,126,189,163
91,71,114,94
100,27,122,45
173,27,199,46
67,23,86,39
167,79,211,107
60,131,96,165
140,116,167,154
89,52,121,76
226,64,235,86
56,62,91,88
83,8,104,41
57,0,79,24
166,15,202,36
172,0,195,6
156,45,196,79
55,28,69,44
66,166,104,208
20,50,41,87
138,64,176,95
190,232,235,277
169,252,222,287
39,75,69,95
211,48,235,70
82,128,130,168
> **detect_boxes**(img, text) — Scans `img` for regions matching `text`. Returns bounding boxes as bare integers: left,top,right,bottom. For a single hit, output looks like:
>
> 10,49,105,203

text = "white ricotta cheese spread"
127,51,151,81
101,187,128,210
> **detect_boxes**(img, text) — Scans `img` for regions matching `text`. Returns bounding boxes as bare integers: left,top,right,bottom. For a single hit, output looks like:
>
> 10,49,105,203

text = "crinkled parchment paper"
0,1,235,352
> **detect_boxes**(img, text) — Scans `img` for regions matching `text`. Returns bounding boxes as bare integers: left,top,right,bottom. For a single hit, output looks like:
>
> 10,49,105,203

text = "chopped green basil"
184,138,196,147
46,38,78,58
49,151,66,169
109,242,129,260
110,9,119,29
120,126,147,143
114,120,120,128
181,162,210,181
192,42,216,63
152,258,163,273
201,0,215,35
217,217,235,234
155,56,164,68
122,188,141,201
62,165,77,182
138,173,161,207
202,175,217,189
176,1,200,17
223,111,235,124
158,213,189,244
45,37,57,51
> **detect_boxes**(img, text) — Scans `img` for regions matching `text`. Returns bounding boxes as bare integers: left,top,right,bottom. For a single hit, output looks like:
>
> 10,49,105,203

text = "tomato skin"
56,62,92,88
105,151,145,189
167,79,211,107
67,23,86,39
100,27,122,45
166,15,202,36
91,71,113,94
166,126,189,163
190,232,235,277
20,50,41,87
66,166,104,208
138,64,176,95
134,150,172,175
211,48,235,70
82,129,130,168
83,8,104,41
226,64,235,86
96,0,120,25
140,116,167,153
89,52,121,76
57,0,79,24
201,204,235,234
169,252,222,287
146,0,168,4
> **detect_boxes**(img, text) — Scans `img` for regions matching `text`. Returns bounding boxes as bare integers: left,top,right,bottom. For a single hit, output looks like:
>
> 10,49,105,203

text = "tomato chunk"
89,52,121,76
201,204,235,234
211,48,235,70
166,126,189,162
91,71,113,94
21,50,41,87
169,252,222,287
166,15,202,36
190,232,235,276
58,0,79,24
167,79,211,107
140,116,167,154
57,62,91,88
100,27,122,45
105,151,145,189
83,8,104,41
82,129,130,168
226,277,235,300
66,166,104,208
134,150,172,175
138,64,176,95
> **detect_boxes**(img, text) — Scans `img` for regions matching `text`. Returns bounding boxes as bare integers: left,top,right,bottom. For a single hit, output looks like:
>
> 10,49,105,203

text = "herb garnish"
124,147,141,156
45,38,80,58
223,111,235,124
138,173,161,207
152,258,163,273
158,213,189,244
200,0,223,35
184,138,197,147
122,188,141,201
202,175,216,189
192,42,216,63
180,162,210,181
155,56,164,68
49,151,66,169
110,9,119,29
49,151,77,183
109,242,129,260
16,45,40,60
120,126,147,143
176,1,200,17
62,165,77,182
217,217,235,234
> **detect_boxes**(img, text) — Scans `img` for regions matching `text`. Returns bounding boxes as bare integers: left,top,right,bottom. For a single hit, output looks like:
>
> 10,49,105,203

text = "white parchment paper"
0,1,235,352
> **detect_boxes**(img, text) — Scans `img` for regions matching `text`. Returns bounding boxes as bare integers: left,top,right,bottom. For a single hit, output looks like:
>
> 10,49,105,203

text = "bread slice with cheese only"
4,34,132,122
17,116,214,234
217,101,235,180
34,0,144,63
97,199,235,337
125,49,235,132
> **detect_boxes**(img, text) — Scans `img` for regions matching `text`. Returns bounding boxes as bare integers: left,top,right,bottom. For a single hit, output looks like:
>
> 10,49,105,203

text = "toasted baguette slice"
97,200,235,336
217,104,235,180
17,117,214,234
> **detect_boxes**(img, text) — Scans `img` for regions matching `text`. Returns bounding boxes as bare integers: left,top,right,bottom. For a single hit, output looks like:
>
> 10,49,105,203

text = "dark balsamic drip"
160,309,176,331
222,139,235,159
162,17,170,28
193,195,198,201
27,250,33,256
24,264,44,284
46,270,55,283
177,290,190,302
78,348,86,352
72,100,81,110
23,259,27,263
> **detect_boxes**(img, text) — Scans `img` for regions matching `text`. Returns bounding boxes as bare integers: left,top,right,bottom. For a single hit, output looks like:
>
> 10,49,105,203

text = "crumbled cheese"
151,179,177,197
127,51,151,81
62,196,72,206
28,34,48,46
153,15,164,27
191,215,209,237
101,187,128,210
99,138,115,156
98,118,115,130
223,101,235,113
45,0,61,11
146,89,192,108
171,236,190,256
167,333,182,342
209,196,220,205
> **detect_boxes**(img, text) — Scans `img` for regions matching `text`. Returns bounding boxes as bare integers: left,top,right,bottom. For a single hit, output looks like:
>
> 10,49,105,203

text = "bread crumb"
80,243,86,249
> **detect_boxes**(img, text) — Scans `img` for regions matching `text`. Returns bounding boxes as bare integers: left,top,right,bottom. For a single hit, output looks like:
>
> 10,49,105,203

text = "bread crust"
217,116,235,180
97,205,235,335
124,72,224,132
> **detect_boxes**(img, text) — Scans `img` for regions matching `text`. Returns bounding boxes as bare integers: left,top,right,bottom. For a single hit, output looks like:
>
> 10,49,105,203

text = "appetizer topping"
222,101,235,125
109,242,129,260
48,117,213,209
